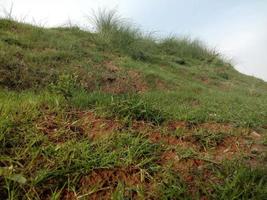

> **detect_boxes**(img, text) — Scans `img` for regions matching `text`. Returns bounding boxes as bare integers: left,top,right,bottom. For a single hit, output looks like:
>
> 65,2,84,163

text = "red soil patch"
200,77,210,84
61,190,77,200
130,120,155,133
76,111,122,140
167,120,244,134
101,69,148,94
105,61,120,72
79,167,147,200
212,136,249,162
149,132,196,148
197,122,235,133
159,150,205,184
37,110,121,142
127,70,148,92
36,111,78,143
37,112,59,136
159,150,179,165
159,150,203,174
167,121,188,131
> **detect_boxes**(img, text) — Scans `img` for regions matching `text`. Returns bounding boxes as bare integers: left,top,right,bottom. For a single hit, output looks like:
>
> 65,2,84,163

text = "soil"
78,167,147,200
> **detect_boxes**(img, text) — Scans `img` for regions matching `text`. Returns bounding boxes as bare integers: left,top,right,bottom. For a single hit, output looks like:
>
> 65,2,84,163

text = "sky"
1,0,267,81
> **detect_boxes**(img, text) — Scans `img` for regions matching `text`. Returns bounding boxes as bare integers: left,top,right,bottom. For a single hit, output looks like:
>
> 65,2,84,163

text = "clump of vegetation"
0,48,58,90
157,170,188,199
159,36,218,61
48,74,79,99
191,130,230,149
107,96,169,125
210,161,267,199
91,9,159,62
90,9,223,65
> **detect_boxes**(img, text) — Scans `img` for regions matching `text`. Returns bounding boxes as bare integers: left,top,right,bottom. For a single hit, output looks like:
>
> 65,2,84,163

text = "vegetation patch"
0,12,266,199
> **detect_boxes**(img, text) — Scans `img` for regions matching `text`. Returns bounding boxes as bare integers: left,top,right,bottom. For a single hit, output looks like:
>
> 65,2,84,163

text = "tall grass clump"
90,10,224,64
91,9,139,51
159,36,218,61
90,9,158,61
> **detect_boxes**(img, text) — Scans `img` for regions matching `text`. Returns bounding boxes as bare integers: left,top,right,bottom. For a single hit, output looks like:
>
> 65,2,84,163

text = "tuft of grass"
175,147,198,160
107,95,169,125
210,161,267,199
159,36,219,62
69,90,169,125
191,130,230,149
91,9,139,52
157,169,188,200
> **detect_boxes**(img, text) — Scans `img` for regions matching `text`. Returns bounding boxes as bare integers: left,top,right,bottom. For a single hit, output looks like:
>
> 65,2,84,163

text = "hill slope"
0,18,267,199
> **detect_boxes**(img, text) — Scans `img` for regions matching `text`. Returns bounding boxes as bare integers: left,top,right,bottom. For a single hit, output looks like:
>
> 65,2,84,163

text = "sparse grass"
156,169,188,199
175,147,198,160
0,10,267,199
191,130,230,149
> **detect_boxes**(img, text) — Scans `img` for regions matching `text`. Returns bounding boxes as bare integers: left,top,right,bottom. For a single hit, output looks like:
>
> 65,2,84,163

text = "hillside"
0,15,267,200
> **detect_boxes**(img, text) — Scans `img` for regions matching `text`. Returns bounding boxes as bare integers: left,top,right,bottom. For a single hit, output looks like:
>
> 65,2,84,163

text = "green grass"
0,10,267,199
208,161,267,199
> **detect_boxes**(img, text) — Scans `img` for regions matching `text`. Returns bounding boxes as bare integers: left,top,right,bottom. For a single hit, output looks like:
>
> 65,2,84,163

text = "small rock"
251,131,261,139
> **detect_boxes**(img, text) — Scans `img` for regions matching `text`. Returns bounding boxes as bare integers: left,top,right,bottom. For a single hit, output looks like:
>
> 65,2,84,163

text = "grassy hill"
0,12,267,199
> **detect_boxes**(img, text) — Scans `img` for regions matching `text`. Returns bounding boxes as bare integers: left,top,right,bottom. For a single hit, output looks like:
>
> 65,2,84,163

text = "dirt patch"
130,120,155,133
36,111,78,143
37,112,59,136
167,121,249,135
211,136,248,161
197,122,235,133
101,69,148,94
61,190,77,200
36,109,121,142
128,70,148,92
200,76,210,84
78,111,122,140
79,167,147,200
105,61,120,72
167,121,188,131
159,150,205,183
149,132,196,149
159,150,179,165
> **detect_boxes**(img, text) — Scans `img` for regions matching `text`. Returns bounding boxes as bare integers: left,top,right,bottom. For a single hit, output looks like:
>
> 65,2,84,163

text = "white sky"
1,0,267,81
